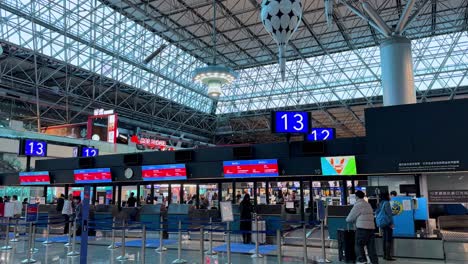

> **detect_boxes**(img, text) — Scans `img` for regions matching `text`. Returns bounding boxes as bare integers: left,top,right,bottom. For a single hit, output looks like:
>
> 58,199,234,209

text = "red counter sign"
141,164,187,181
19,171,50,185
73,168,112,184
223,159,279,178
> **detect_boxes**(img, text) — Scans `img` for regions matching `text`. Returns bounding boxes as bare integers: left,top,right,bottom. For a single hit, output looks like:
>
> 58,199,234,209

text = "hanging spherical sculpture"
261,0,302,81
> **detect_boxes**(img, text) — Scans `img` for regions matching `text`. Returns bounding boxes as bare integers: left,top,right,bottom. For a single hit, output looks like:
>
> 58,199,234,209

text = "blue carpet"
35,236,96,243
115,239,177,248
213,243,277,255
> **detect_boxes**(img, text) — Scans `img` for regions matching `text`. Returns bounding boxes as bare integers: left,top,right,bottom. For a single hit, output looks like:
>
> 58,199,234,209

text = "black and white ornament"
261,0,302,81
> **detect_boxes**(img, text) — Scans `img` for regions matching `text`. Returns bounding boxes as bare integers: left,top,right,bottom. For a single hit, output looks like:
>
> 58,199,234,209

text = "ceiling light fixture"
193,0,238,100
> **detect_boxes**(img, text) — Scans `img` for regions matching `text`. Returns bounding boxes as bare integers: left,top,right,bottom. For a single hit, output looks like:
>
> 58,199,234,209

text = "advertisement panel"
320,156,357,175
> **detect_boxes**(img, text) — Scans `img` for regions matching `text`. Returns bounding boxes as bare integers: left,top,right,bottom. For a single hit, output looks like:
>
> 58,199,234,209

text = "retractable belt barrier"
0,214,327,264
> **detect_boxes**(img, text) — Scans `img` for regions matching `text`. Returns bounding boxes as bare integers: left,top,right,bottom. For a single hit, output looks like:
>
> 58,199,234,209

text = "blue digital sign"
23,139,47,157
272,111,310,133
82,147,99,157
306,128,335,141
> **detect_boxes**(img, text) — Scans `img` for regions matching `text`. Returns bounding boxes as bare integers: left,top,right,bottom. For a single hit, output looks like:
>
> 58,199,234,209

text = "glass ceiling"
0,0,467,117
217,30,468,114
0,0,212,112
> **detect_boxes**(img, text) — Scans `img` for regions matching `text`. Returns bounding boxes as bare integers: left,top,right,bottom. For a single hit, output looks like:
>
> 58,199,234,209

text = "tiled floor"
0,234,450,264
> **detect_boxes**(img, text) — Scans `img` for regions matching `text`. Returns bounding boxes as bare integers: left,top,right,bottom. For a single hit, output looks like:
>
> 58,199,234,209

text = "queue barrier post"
65,220,72,247
172,220,187,264
10,218,19,242
199,226,204,264
317,220,331,263
66,218,79,257
277,229,282,264
30,221,38,253
108,217,118,250
42,221,52,245
226,222,231,264
1,217,13,250
156,215,167,252
251,214,263,258
21,222,36,263
141,225,146,264
205,217,216,256
116,220,129,261
303,223,308,263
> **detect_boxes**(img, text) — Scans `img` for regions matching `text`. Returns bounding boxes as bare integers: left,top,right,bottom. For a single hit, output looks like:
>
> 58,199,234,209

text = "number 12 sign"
306,128,335,142
271,111,311,133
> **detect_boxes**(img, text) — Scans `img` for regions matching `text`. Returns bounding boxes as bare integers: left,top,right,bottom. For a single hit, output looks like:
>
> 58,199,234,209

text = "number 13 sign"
271,111,311,133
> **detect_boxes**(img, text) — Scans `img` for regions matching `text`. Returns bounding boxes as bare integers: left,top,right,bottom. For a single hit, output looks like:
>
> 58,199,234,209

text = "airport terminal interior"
0,0,467,263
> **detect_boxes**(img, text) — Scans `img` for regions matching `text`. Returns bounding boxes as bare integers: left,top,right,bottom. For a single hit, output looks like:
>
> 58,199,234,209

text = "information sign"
21,139,47,157
82,147,99,157
306,128,335,141
223,159,279,178
141,164,187,181
271,111,310,133
26,204,38,222
220,201,234,222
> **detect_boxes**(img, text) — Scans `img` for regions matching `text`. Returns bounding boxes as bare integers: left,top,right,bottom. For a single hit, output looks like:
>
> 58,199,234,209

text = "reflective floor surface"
0,235,453,264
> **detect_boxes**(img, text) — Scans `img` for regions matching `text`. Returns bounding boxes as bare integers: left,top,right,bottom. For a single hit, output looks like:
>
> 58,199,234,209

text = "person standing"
73,196,82,236
376,192,396,261
11,195,22,218
62,194,73,234
56,194,65,213
239,193,253,244
127,192,137,207
346,191,379,264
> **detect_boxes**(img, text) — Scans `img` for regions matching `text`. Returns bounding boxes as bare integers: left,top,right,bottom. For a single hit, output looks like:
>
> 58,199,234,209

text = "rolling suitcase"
337,228,356,262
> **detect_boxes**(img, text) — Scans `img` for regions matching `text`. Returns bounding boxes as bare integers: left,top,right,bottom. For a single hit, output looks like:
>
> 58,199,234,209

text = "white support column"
380,37,417,106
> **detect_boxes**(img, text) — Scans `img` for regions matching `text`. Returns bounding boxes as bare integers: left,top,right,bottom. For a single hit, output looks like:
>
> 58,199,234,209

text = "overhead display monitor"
321,156,357,176
19,171,50,185
20,139,47,157
74,168,112,184
223,159,279,178
141,164,187,181
271,111,310,134
306,128,335,142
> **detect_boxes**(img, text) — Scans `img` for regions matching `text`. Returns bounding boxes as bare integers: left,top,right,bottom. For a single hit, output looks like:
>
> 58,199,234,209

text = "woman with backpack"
376,192,396,261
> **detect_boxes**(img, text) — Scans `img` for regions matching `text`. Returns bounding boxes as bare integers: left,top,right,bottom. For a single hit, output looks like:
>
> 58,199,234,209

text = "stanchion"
303,224,308,264
141,225,146,264
10,218,19,242
67,219,79,257
108,217,118,250
317,221,331,263
30,222,38,253
200,226,204,264
65,220,72,247
42,222,52,245
156,215,167,252
172,220,187,264
205,217,216,256
277,229,282,264
226,222,231,264
251,214,263,258
1,217,13,250
21,222,36,263
116,220,129,261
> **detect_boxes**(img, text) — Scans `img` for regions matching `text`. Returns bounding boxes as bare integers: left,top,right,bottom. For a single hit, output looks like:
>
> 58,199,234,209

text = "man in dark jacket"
239,193,253,244
56,194,65,212
346,191,378,264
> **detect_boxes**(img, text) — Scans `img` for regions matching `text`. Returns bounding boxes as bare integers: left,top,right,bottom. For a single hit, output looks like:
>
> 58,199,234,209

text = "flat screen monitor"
19,171,50,185
141,164,187,181
400,184,417,194
320,156,357,175
285,201,295,209
74,168,112,184
223,159,279,178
